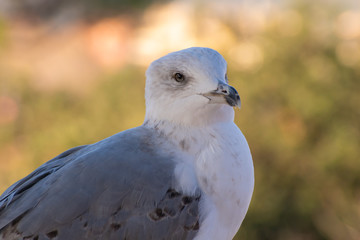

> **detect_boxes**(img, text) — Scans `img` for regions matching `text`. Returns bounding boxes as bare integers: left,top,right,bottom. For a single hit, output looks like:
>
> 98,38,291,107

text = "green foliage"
231,3,360,240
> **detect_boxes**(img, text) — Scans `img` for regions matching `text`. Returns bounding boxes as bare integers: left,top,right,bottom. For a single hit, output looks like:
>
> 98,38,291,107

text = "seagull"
0,47,254,240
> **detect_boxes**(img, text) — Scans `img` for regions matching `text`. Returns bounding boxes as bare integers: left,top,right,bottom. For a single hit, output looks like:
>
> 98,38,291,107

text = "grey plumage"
0,126,200,240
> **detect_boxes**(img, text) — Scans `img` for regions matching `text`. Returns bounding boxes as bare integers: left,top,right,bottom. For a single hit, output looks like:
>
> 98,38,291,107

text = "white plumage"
144,47,254,239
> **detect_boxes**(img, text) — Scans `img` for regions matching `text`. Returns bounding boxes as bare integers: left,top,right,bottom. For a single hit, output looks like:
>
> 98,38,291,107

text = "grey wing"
0,127,200,240
0,145,87,210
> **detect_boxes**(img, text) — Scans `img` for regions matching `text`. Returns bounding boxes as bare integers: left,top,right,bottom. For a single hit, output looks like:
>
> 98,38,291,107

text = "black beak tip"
225,86,241,108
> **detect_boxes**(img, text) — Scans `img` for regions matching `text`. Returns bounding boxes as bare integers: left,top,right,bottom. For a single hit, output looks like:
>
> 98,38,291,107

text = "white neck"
142,107,234,158
144,104,235,128
143,112,254,240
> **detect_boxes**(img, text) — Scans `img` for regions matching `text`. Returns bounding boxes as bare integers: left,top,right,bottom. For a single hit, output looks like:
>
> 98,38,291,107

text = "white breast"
192,122,254,240
156,120,254,240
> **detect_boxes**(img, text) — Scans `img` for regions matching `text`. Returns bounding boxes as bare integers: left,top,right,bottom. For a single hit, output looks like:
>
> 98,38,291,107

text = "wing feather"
0,127,200,240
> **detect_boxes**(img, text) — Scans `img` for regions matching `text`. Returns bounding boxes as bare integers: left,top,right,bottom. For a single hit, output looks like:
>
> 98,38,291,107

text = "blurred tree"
1,0,170,23
232,1,360,240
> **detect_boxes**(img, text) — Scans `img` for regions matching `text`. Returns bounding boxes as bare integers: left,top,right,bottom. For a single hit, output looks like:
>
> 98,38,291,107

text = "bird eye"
174,73,185,82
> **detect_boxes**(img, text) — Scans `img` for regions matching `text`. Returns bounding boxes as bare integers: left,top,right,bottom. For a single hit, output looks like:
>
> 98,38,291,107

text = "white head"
144,47,241,127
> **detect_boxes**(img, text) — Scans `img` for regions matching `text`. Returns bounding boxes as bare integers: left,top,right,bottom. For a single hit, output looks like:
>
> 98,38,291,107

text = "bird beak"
202,82,241,108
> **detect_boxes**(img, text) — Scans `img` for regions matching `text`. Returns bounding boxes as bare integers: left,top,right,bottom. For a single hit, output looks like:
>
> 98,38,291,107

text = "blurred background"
0,0,359,239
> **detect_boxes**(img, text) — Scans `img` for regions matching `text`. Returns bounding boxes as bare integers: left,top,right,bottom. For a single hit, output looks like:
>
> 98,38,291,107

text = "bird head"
144,47,241,126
